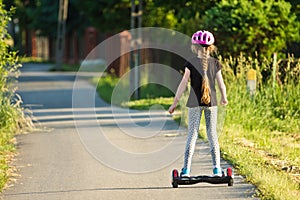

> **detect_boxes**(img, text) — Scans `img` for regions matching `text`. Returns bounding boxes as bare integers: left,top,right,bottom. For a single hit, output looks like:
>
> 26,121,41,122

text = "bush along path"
0,4,33,191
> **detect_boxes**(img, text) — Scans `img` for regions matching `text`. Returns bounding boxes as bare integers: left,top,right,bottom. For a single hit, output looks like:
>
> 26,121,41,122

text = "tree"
11,0,88,37
286,0,300,56
72,0,131,33
72,0,219,34
8,0,300,59
142,0,177,30
202,0,300,58
143,0,219,35
286,0,300,20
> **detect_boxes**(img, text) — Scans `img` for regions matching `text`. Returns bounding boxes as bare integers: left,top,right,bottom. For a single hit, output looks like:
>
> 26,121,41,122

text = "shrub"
0,3,33,190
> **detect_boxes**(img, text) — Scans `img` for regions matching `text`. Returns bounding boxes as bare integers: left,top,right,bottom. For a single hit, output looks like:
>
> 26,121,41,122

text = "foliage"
10,0,89,37
0,2,33,191
202,0,300,58
25,0,59,37
143,1,177,29
92,75,120,104
287,0,300,20
143,0,218,32
4,0,33,29
218,53,300,132
72,0,131,33
7,0,300,59
9,0,130,37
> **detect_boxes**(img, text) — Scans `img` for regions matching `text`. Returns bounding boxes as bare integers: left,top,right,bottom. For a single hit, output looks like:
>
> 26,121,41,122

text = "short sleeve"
215,59,222,71
183,60,192,71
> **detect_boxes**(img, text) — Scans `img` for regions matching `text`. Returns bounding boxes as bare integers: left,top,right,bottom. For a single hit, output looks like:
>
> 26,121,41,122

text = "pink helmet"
191,30,215,46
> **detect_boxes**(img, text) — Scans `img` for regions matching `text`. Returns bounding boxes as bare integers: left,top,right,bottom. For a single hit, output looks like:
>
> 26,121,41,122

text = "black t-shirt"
184,56,222,107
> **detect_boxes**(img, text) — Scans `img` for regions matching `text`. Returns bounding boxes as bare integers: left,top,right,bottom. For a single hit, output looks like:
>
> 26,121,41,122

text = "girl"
169,30,228,177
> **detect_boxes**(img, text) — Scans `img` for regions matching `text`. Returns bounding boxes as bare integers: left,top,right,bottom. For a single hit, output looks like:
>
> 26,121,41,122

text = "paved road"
1,63,258,200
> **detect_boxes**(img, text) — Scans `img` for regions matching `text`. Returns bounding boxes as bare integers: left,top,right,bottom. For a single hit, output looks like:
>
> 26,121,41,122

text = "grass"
19,56,50,64
94,53,300,200
0,101,20,189
48,58,106,72
92,75,120,104
0,74,33,190
0,82,33,191
92,74,174,109
20,56,105,72
121,97,174,110
218,127,300,199
49,64,81,72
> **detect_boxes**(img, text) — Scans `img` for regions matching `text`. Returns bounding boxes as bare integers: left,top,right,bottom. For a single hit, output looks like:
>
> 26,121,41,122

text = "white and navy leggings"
183,106,220,171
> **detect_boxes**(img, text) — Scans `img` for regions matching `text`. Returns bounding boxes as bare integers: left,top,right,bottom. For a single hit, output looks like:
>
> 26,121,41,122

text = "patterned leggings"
183,106,220,171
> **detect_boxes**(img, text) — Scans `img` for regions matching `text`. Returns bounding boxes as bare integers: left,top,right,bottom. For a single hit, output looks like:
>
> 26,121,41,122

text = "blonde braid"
201,48,211,104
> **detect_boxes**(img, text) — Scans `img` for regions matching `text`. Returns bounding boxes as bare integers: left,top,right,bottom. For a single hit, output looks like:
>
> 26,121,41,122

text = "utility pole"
55,0,68,70
130,0,142,100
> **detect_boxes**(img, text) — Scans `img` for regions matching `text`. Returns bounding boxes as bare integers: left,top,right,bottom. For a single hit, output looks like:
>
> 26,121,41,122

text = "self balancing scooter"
171,167,234,188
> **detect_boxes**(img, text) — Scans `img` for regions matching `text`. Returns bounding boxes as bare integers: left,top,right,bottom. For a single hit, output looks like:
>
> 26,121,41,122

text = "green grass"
19,56,51,64
121,97,174,110
218,127,300,200
48,58,107,72
92,75,121,104
49,64,81,72
92,74,174,109
94,53,300,200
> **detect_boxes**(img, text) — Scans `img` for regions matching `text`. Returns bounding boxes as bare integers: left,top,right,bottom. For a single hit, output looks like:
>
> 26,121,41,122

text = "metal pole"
134,53,139,99
130,0,136,99
55,0,68,70
130,0,142,100
136,0,142,99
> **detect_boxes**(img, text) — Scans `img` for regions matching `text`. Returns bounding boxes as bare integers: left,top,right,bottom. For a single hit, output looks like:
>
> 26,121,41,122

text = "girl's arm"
168,67,190,114
216,70,228,105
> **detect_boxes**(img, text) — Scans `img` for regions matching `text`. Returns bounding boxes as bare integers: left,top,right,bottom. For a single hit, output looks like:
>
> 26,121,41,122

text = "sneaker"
213,167,222,177
180,168,190,177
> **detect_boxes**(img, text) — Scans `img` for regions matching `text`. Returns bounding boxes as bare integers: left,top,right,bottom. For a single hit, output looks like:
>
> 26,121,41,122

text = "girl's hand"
220,98,228,106
168,103,177,114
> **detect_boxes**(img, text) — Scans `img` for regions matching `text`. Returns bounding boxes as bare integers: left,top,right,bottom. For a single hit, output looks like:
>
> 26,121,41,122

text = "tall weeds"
0,3,33,190
216,54,300,199
178,53,299,134
220,53,300,133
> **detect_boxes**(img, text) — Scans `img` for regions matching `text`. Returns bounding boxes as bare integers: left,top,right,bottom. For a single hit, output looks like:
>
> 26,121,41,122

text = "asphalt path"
1,63,258,200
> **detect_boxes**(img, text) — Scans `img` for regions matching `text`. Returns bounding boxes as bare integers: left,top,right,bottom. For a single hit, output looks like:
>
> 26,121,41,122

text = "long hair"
201,47,210,104
191,44,217,104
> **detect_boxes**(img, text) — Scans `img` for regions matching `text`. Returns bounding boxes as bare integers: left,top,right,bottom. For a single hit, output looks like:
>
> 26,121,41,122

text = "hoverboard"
171,167,234,188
